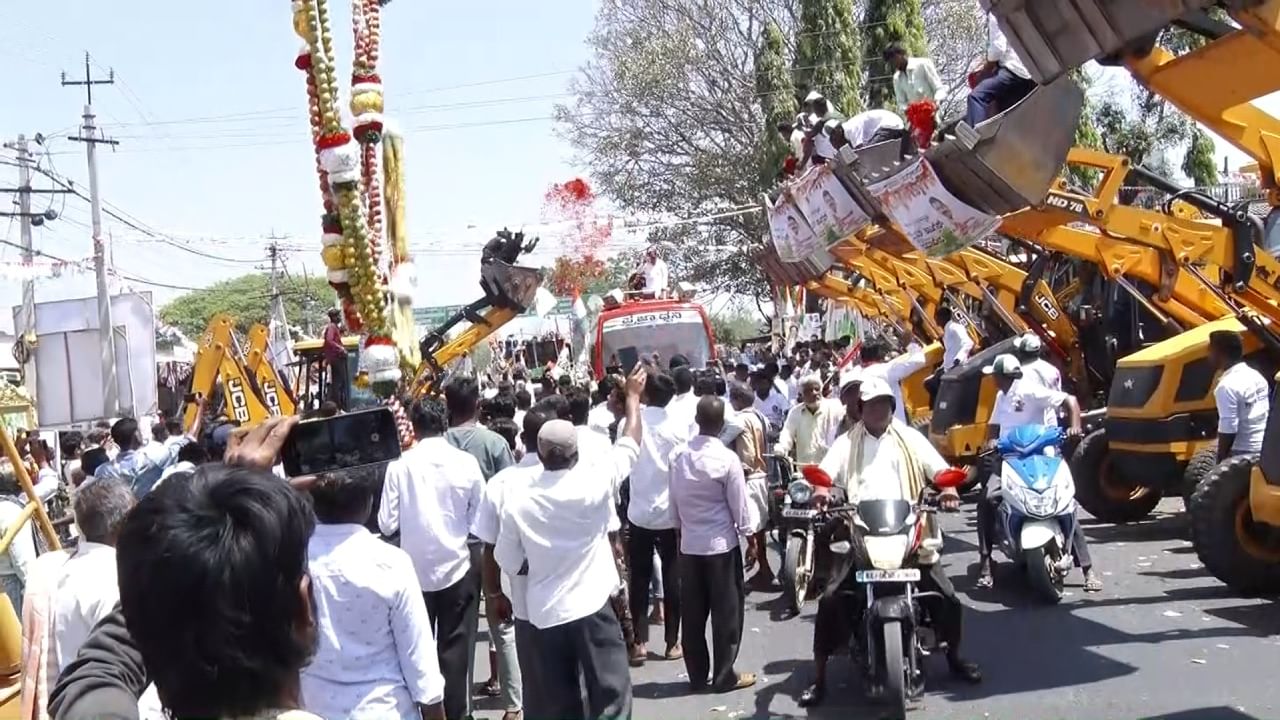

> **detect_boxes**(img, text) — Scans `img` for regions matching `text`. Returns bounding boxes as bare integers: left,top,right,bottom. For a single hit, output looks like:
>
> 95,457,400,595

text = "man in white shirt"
20,477,134,718
884,43,946,109
1209,330,1271,461
800,378,977,707
668,396,756,693
775,375,845,465
638,246,669,298
751,370,791,437
966,12,1037,127
622,371,693,665
495,368,647,720
669,366,700,430
859,336,928,425
939,306,975,371
1013,333,1062,426
826,110,911,155
379,398,484,720
304,470,446,720
779,363,799,404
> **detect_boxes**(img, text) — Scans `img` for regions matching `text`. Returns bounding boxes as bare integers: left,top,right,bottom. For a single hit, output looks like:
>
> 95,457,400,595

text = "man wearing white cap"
494,367,648,720
798,377,978,707
1012,333,1062,426
976,354,1098,592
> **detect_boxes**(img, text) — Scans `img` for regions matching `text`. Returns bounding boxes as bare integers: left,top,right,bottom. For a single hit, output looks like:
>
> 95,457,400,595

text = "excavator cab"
930,337,1019,464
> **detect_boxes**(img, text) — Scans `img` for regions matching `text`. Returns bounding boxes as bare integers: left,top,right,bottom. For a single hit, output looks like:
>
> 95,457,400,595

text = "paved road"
472,498,1280,720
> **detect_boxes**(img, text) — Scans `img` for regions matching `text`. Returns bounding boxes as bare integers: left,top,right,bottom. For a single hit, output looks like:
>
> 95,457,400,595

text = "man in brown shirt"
727,384,773,588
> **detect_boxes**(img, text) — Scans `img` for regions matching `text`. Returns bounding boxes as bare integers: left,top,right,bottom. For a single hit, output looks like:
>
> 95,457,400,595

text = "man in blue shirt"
95,413,202,498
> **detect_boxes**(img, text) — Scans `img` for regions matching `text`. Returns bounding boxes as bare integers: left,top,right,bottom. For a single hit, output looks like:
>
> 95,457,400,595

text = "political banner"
791,163,872,248
867,158,1000,257
766,194,820,263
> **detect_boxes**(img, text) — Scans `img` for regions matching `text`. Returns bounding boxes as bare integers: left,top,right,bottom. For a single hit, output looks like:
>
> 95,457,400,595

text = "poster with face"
767,194,821,263
792,164,872,248
866,158,1000,257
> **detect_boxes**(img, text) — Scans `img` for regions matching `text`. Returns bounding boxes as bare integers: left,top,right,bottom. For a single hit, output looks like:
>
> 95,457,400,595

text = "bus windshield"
599,308,712,371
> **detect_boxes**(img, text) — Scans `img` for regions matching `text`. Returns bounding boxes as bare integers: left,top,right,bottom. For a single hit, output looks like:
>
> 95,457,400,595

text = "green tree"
1067,69,1103,189
159,273,335,338
861,0,927,110
794,0,864,116
1182,127,1220,187
755,21,796,189
710,307,765,347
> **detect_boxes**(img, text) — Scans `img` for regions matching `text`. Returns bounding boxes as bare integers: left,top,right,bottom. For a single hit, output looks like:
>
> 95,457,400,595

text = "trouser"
327,353,349,410
627,526,680,648
866,126,917,158
609,531,636,648
965,67,1037,127
424,558,481,720
651,550,664,599
679,549,745,689
515,619,541,715
485,596,523,711
977,458,1094,567
525,601,633,720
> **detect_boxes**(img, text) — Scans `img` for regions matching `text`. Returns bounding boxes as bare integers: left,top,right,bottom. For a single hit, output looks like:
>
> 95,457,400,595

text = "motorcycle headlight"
788,479,813,505
1024,486,1058,516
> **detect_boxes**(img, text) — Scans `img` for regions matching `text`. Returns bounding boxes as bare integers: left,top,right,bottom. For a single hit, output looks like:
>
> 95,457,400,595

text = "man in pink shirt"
668,396,757,693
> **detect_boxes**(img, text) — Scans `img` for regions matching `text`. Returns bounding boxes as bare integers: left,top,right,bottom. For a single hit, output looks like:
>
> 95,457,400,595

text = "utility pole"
63,52,121,418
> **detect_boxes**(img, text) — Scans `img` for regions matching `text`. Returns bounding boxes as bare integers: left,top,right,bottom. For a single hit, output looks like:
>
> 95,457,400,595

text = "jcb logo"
226,378,251,423
1034,294,1060,321
261,380,282,415
1045,192,1087,216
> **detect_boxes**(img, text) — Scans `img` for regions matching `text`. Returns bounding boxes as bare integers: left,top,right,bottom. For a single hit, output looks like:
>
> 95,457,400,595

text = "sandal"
479,679,501,697
715,672,757,692
664,644,683,660
1083,570,1103,593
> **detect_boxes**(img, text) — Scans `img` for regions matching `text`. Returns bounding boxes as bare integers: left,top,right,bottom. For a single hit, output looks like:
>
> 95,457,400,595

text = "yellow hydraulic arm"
183,314,273,431
410,307,521,398
245,324,297,417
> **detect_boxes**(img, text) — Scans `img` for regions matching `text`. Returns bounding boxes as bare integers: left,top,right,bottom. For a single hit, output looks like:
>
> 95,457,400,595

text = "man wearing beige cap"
495,367,647,720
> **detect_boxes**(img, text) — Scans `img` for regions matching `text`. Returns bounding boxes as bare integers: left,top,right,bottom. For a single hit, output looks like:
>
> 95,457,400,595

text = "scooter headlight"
788,479,813,505
1023,485,1058,517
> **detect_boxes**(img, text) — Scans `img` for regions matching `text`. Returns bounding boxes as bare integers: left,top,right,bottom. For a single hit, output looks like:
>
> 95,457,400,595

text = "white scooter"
992,424,1078,603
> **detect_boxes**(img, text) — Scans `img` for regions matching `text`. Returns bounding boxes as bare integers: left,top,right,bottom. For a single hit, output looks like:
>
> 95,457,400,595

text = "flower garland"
293,0,400,383
905,99,937,150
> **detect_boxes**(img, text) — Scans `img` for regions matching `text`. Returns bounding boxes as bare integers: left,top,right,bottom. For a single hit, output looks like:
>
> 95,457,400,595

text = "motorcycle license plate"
782,508,816,519
855,569,921,583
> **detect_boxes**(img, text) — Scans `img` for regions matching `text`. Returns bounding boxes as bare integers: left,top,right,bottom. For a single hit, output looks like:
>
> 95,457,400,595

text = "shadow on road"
1140,708,1263,720
1078,511,1188,544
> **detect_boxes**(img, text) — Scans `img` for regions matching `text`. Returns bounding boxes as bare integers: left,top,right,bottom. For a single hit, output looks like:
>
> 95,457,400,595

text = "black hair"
488,417,520,451
693,373,718,397
486,393,517,421
110,418,139,450
443,375,481,422
935,305,954,324
60,431,83,459
1209,330,1245,362
714,375,727,397
672,366,695,395
521,408,550,455
165,418,184,437
318,401,340,418
669,354,691,370
556,374,573,388
565,386,592,426
73,476,134,544
514,388,532,410
533,394,572,422
117,465,317,718
151,421,169,443
882,42,907,61
595,375,621,405
410,397,449,438
80,447,110,479
733,362,749,373
861,338,890,363
311,469,375,524
644,372,677,407
178,442,209,465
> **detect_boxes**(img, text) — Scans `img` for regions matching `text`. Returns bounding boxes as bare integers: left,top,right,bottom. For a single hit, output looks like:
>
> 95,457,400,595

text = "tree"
1067,69,1104,189
794,0,863,116
710,307,766,346
756,21,796,189
159,273,335,339
1183,127,1220,187
861,0,928,110
546,253,634,296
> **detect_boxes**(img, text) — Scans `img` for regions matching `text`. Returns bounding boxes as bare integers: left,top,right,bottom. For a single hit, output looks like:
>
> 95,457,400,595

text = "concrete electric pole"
63,52,122,418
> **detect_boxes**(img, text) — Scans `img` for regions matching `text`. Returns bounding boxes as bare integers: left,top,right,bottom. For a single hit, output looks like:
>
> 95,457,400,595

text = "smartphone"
280,407,402,478
617,346,640,374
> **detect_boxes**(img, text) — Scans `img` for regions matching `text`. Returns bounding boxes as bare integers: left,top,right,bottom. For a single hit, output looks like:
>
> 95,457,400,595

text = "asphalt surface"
470,497,1280,720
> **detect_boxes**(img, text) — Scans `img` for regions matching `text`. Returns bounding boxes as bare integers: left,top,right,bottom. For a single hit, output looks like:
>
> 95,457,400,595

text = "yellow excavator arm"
246,323,297,417
183,315,275,432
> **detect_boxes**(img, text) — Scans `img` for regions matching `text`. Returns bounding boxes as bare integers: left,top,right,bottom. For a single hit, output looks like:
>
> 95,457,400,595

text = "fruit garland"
292,0,399,383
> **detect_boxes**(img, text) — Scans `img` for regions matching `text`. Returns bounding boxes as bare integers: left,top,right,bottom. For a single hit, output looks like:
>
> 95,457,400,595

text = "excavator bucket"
480,262,545,312
981,0,1265,84
836,76,1084,218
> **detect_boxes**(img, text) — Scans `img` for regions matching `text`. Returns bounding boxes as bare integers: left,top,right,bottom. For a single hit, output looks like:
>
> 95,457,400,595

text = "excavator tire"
1071,428,1161,524
1188,455,1280,594
1183,448,1220,509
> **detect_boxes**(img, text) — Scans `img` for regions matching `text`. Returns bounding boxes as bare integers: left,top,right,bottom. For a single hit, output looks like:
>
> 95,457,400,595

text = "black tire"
883,620,907,720
1071,428,1161,524
1183,447,1220,508
1188,455,1280,594
781,533,810,613
1024,544,1065,604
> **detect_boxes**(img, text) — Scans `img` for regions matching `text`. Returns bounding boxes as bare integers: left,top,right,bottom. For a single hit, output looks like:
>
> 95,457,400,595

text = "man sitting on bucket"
796,377,981,708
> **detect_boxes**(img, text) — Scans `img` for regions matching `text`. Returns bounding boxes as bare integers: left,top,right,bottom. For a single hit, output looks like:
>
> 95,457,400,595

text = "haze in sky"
0,0,601,333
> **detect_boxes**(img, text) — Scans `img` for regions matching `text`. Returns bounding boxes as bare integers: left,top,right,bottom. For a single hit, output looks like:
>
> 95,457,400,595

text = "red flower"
316,132,352,150
905,100,937,150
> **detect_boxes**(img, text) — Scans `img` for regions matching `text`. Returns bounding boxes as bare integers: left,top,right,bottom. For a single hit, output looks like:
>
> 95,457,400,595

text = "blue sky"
0,0,602,332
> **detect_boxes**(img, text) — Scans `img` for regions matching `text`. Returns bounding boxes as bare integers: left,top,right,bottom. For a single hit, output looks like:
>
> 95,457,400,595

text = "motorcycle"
775,455,823,613
806,465,969,720
991,424,1078,603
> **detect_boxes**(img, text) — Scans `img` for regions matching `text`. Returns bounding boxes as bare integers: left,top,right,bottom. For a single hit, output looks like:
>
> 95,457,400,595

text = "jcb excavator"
181,315,296,431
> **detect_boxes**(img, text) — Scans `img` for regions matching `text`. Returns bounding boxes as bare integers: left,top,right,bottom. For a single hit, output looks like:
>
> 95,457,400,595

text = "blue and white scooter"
993,424,1078,603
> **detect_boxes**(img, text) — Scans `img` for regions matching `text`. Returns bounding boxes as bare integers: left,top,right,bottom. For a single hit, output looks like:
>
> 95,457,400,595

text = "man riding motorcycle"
975,354,1101,592
798,377,981,707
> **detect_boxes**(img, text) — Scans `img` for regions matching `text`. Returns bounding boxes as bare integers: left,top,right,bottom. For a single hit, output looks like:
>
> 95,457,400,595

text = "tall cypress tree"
861,0,927,110
756,22,797,189
1182,127,1220,187
794,0,863,117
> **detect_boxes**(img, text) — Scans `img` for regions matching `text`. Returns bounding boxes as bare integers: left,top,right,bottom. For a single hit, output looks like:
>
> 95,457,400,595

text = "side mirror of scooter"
932,467,968,490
